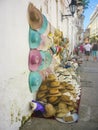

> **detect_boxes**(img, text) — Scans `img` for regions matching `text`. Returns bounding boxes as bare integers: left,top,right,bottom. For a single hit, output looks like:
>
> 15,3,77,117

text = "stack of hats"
53,29,63,45
28,2,53,93
35,73,79,119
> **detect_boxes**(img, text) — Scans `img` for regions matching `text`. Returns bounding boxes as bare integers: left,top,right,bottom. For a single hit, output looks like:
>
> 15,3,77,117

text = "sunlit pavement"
20,56,98,130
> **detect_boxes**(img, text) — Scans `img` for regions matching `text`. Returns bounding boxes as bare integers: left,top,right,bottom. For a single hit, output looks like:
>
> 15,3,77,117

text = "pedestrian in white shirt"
84,42,92,61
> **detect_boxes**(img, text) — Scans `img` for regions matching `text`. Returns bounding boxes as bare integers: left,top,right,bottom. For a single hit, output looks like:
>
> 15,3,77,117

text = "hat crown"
28,3,40,22
31,55,40,64
29,11,40,22
28,2,43,30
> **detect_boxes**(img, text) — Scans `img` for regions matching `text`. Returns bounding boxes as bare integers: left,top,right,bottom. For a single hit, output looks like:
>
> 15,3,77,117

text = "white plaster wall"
0,0,39,130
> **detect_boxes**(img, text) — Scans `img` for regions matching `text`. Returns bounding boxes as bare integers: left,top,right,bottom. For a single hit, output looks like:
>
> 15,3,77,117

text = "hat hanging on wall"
28,2,43,30
29,28,42,49
29,71,42,93
28,49,42,71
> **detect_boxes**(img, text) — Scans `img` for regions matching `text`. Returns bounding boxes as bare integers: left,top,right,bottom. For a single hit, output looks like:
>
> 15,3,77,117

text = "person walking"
83,40,92,61
92,41,98,62
79,43,84,58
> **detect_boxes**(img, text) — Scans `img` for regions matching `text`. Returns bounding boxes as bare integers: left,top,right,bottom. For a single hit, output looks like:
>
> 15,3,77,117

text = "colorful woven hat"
29,28,42,49
28,49,42,71
37,15,48,34
38,51,52,70
28,2,43,30
29,71,42,92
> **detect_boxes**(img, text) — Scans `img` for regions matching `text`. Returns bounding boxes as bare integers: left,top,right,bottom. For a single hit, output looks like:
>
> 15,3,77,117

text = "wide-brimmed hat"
29,71,42,92
37,15,48,34
28,49,42,71
43,103,56,117
46,74,56,81
29,28,42,49
48,96,60,105
28,2,43,30
38,51,52,70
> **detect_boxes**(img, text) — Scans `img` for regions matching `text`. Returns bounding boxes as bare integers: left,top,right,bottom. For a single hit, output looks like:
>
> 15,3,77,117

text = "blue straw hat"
29,71,42,92
29,28,41,49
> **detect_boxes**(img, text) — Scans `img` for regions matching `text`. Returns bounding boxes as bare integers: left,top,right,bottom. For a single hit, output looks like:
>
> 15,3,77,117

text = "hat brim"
38,51,52,70
48,93,61,97
37,15,48,34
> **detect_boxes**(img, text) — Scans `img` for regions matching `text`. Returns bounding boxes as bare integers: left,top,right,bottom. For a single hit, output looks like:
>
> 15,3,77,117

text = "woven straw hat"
29,71,42,92
28,2,43,30
28,49,42,71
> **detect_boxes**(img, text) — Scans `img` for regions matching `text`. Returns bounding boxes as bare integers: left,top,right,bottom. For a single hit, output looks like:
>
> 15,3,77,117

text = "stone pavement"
19,56,98,130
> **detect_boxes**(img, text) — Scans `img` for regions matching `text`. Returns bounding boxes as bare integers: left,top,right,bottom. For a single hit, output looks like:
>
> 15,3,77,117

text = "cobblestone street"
20,57,98,130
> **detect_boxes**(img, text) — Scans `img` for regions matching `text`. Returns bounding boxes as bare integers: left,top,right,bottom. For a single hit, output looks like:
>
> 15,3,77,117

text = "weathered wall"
0,0,38,130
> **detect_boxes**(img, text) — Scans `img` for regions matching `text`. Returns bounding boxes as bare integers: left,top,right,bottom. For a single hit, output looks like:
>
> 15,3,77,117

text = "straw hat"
49,88,60,94
48,88,61,97
29,28,42,49
36,91,46,99
46,74,56,81
39,84,48,91
48,96,58,103
28,2,43,30
43,103,56,117
29,71,42,92
50,81,60,87
53,36,60,45
28,49,42,71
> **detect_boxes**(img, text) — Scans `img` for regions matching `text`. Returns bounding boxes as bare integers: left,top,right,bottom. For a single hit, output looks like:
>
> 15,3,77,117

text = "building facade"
88,4,98,40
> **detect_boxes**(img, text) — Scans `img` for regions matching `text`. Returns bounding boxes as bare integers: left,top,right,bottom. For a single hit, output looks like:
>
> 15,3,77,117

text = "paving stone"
79,105,91,121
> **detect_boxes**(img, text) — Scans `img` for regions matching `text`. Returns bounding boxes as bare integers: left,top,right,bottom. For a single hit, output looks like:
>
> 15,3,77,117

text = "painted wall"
0,0,37,130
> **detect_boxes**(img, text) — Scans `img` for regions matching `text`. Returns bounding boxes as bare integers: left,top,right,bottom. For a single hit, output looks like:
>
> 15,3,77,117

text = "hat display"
29,71,42,92
38,51,52,70
28,2,43,30
28,49,42,71
29,28,42,49
27,3,81,121
37,15,48,34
